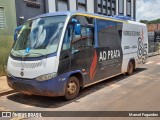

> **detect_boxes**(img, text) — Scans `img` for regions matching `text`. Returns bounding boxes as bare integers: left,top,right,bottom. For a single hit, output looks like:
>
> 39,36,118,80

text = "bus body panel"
121,21,148,73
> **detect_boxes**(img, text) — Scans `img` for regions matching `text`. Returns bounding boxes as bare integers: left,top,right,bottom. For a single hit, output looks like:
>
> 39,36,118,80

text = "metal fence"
148,42,160,56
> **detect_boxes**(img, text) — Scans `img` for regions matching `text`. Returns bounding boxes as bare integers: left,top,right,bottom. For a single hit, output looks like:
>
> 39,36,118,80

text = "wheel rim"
67,81,77,95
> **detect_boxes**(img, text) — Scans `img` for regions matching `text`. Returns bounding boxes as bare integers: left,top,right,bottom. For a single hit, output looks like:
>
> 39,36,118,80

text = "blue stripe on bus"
94,19,99,48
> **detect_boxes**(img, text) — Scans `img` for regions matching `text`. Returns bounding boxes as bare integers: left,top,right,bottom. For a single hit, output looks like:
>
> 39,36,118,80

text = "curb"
0,90,16,97
148,52,160,57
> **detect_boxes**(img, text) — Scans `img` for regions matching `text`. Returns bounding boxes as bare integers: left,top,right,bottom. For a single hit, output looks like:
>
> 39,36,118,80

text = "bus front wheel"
64,76,80,100
127,61,134,75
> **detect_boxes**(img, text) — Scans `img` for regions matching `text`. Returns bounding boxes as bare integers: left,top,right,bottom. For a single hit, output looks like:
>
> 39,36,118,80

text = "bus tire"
127,61,134,75
64,76,80,100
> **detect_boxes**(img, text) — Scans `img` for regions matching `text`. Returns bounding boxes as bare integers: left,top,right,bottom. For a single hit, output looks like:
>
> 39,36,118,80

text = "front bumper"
7,74,68,97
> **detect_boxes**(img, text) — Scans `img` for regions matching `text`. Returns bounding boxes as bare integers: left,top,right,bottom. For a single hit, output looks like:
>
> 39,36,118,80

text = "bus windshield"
11,15,67,58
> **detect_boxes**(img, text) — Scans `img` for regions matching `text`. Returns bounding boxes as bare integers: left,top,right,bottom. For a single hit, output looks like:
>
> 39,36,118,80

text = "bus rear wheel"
64,76,80,100
127,61,134,75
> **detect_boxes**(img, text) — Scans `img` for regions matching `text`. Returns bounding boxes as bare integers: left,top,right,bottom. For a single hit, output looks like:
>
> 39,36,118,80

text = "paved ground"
0,55,160,120
0,76,8,92
0,76,14,96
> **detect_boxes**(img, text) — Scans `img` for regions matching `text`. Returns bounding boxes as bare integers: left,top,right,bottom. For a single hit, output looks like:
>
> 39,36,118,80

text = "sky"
136,0,160,21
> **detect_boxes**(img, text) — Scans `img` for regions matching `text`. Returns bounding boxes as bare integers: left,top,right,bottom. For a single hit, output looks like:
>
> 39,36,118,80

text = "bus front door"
70,26,94,85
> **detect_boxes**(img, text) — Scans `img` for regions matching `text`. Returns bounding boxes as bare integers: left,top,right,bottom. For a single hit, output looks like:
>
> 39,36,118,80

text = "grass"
0,35,14,76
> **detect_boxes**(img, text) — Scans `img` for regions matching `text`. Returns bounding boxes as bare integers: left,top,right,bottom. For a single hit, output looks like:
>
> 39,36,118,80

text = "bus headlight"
35,73,57,81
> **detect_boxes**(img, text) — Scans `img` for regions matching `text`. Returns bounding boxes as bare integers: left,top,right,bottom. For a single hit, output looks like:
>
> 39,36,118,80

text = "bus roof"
30,11,134,23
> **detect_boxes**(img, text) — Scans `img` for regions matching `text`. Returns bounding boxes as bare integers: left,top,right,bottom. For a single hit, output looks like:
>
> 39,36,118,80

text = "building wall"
86,0,94,13
15,0,48,26
0,0,17,35
147,24,160,32
0,0,17,76
147,23,160,43
48,0,56,12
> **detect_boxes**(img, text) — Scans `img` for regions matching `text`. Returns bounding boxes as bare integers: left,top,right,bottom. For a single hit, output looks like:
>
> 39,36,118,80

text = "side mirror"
71,19,78,23
74,24,81,35
71,18,81,35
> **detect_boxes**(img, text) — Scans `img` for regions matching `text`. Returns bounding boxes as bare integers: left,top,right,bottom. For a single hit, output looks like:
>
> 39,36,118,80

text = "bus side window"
62,25,73,51
81,27,93,47
118,30,122,43
71,15,94,54
71,33,81,54
72,26,93,54
60,25,74,60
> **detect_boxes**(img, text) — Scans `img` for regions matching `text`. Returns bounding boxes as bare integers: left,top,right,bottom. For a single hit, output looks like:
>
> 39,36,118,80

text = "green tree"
139,20,148,24
139,18,160,24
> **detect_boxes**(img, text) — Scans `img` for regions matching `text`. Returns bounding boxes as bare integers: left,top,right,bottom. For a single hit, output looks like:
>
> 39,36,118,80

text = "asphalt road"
0,55,160,120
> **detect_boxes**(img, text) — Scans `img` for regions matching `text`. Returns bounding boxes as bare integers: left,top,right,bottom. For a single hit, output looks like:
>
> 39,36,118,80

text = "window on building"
112,10,115,15
77,0,87,11
126,0,131,16
118,0,124,15
56,0,69,11
111,0,116,16
95,0,116,16
0,7,6,29
103,0,107,15
133,0,136,19
112,0,115,8
97,0,102,14
107,0,111,7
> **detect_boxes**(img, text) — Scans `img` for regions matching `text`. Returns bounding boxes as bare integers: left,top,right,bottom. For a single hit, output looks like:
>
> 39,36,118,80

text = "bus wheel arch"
69,72,84,88
64,72,84,100
127,59,135,75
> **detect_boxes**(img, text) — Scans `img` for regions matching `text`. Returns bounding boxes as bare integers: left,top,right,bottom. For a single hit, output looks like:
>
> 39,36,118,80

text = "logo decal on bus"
123,31,140,36
26,47,30,53
90,50,97,80
99,50,121,61
137,29,147,64
20,71,24,76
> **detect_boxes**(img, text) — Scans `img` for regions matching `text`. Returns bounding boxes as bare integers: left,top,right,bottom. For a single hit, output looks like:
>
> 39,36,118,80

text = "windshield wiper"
25,52,46,58
11,50,23,58
11,50,47,59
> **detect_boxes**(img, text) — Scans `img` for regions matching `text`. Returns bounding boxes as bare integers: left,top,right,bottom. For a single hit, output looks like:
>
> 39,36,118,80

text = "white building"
47,0,136,19
0,0,136,27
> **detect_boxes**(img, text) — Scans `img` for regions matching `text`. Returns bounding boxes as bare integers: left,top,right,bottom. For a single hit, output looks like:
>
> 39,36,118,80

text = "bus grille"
11,61,42,68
